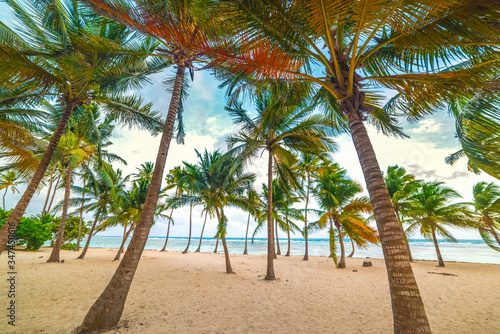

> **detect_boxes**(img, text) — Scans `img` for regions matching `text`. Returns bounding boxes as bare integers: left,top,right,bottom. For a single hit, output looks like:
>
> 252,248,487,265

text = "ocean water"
80,236,500,264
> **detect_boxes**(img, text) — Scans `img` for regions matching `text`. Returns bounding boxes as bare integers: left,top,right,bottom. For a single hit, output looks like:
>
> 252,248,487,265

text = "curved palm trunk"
431,228,445,267
275,220,281,256
243,212,251,255
76,179,86,252
285,218,291,257
265,150,276,280
42,164,58,215
213,238,219,253
303,174,310,261
345,109,430,333
2,188,7,210
334,221,346,269
160,189,176,252
47,167,73,263
216,208,234,274
0,101,76,254
159,216,172,252
78,215,99,260
114,224,134,262
195,212,208,253
47,173,62,214
182,205,193,254
348,239,355,258
76,65,185,333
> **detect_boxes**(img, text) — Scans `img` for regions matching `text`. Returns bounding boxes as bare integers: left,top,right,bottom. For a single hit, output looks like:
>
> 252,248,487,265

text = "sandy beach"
1,247,499,333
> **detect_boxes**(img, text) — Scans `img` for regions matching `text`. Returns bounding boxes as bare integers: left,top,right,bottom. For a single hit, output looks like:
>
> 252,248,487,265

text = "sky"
2,3,497,241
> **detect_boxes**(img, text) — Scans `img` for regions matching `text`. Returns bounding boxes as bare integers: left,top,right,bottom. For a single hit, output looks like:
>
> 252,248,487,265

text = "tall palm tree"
0,171,22,210
159,166,184,252
310,164,376,268
296,152,330,260
0,0,166,253
196,2,499,330
384,165,421,262
405,181,473,267
467,182,500,251
226,84,337,280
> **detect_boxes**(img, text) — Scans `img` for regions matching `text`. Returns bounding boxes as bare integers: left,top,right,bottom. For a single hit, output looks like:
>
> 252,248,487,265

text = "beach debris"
362,260,372,267
427,272,458,276
60,260,65,263
352,270,358,272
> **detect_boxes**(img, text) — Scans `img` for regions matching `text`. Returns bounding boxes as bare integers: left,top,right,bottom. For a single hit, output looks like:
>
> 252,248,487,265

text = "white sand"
1,247,499,333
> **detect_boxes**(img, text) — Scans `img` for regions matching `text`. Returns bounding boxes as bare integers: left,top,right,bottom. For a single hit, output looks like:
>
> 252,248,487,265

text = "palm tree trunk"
2,188,7,210
213,238,219,253
275,220,281,255
114,224,133,262
47,172,62,214
431,228,445,267
159,213,172,252
265,149,276,280
348,238,355,258
182,205,193,254
243,212,250,255
78,214,99,260
160,189,176,252
195,212,208,253
345,108,430,333
285,216,291,257
303,174,310,261
75,65,186,333
76,178,86,252
0,101,76,254
216,207,234,274
335,221,346,269
47,167,73,263
42,164,57,215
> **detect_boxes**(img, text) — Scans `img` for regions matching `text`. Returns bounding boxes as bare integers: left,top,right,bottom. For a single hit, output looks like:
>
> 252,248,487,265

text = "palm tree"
310,164,376,268
47,104,126,263
296,152,330,260
0,171,22,210
468,182,500,251
100,177,150,261
169,149,255,272
384,165,421,262
159,166,184,252
75,165,128,260
0,0,166,253
196,2,499,330
226,84,336,279
242,188,262,255
405,181,473,267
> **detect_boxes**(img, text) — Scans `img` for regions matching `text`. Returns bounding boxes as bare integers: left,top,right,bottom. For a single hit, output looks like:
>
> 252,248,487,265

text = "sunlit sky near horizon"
1,3,497,241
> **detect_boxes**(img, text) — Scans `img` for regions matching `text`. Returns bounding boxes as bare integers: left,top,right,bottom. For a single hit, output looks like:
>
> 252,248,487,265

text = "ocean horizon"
77,236,500,265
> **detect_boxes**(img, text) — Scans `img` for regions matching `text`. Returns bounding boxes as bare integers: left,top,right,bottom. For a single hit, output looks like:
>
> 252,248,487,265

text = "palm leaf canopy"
190,0,500,125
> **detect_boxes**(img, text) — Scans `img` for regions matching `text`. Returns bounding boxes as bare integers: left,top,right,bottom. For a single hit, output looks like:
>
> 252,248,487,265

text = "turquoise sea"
80,236,500,264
